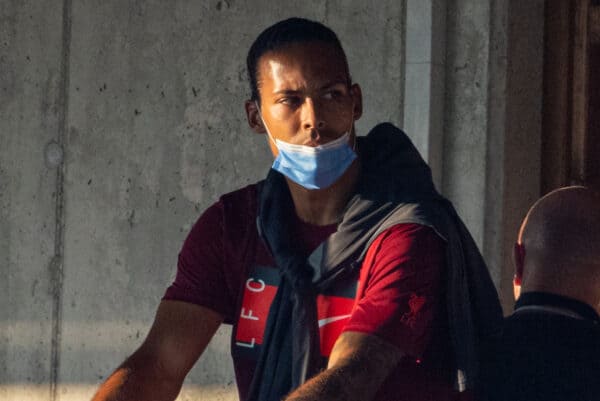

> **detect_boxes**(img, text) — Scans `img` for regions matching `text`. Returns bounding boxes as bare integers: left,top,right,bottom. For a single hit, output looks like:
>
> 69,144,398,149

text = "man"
93,18,501,401
483,186,600,401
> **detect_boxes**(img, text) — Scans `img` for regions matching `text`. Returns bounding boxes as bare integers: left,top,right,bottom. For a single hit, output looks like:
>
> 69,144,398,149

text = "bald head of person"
513,186,600,311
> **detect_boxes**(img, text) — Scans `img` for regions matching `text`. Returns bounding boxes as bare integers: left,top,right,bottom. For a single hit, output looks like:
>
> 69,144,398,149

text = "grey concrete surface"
0,1,65,400
482,0,509,292
442,0,544,308
1,0,546,399
443,0,492,249
497,0,544,310
403,0,446,188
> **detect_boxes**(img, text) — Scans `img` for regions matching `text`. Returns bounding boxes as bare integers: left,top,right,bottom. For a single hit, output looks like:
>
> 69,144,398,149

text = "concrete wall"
401,0,544,308
442,0,544,311
1,0,545,400
1,1,66,400
497,0,544,310
1,1,406,400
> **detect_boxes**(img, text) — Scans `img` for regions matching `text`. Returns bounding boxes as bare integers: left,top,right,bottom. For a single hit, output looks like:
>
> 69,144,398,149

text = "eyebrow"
273,89,302,95
272,80,350,95
320,80,350,90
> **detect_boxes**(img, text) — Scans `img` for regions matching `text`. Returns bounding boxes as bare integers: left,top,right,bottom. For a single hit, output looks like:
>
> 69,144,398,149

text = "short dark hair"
246,17,350,102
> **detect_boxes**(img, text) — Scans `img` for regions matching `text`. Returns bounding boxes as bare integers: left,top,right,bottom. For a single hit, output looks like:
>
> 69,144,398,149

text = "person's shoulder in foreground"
482,186,600,401
91,17,501,401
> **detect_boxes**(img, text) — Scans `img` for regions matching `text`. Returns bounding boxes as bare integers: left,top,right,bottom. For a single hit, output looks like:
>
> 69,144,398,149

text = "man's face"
245,41,362,157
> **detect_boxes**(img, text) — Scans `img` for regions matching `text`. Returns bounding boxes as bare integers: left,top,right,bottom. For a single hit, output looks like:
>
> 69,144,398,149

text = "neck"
522,282,600,315
286,159,360,226
516,291,600,320
522,259,600,315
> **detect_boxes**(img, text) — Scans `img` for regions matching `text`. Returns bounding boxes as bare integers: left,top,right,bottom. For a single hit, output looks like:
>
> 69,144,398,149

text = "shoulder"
201,183,261,226
366,223,445,261
218,182,260,212
505,312,600,341
218,183,261,237
357,223,445,297
184,183,261,249
218,182,260,202
490,313,600,366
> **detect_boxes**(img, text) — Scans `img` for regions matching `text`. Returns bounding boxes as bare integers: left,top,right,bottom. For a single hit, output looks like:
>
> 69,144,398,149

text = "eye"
322,87,346,100
278,96,301,107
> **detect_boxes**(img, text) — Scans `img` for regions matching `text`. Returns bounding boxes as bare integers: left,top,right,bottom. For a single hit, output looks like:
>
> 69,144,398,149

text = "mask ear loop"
255,101,278,148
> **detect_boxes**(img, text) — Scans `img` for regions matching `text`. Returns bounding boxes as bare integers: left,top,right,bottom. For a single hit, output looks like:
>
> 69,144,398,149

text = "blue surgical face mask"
256,103,357,190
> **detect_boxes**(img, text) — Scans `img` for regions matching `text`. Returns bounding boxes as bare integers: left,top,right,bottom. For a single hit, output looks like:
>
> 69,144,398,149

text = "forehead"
257,41,349,92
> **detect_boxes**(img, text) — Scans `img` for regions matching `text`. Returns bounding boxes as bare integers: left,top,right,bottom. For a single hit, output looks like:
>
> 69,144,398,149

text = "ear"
513,242,525,299
513,242,525,284
350,83,363,121
245,100,266,134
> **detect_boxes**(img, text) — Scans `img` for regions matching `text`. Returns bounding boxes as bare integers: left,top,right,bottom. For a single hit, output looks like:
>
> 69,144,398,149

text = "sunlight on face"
256,42,357,147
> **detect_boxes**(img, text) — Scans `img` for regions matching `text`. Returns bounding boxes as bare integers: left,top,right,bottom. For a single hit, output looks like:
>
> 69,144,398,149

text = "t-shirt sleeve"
162,200,234,320
343,223,445,357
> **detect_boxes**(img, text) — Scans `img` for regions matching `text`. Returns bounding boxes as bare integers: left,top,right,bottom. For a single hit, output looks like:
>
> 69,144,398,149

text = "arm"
284,331,403,401
91,300,223,401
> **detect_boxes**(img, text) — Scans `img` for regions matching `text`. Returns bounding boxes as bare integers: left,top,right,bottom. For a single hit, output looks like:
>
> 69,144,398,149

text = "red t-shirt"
164,184,464,401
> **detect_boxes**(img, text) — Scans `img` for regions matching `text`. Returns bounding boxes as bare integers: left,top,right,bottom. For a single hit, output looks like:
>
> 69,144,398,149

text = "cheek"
327,101,356,126
270,104,294,121
270,119,307,145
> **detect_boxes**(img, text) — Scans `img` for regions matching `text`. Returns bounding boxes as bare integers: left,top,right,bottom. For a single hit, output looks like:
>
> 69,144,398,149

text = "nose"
301,98,325,140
